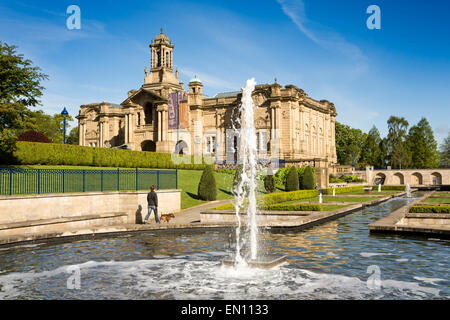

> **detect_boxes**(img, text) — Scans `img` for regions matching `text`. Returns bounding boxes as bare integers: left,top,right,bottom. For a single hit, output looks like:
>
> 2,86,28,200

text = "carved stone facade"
77,29,338,172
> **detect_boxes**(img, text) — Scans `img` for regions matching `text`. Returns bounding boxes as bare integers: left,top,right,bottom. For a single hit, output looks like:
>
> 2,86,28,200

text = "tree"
440,132,450,168
407,118,439,168
263,167,275,193
386,116,411,168
67,126,79,145
197,165,217,201
360,126,384,167
301,166,316,190
17,130,51,143
285,166,299,191
23,110,74,144
0,42,48,162
335,121,366,166
391,142,411,169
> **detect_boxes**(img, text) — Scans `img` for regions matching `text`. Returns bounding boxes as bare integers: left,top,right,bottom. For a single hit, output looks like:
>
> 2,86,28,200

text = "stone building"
77,29,338,185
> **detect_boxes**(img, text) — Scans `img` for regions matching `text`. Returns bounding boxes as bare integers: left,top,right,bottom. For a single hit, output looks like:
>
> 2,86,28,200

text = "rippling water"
0,194,448,299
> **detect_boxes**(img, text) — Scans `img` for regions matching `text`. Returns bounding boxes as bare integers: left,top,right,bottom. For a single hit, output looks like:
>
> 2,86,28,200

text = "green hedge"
13,141,210,170
259,189,318,206
264,203,322,211
376,185,406,191
323,185,365,195
409,205,450,213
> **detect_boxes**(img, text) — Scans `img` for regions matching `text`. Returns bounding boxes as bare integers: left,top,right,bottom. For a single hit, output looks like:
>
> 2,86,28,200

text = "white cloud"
276,0,368,73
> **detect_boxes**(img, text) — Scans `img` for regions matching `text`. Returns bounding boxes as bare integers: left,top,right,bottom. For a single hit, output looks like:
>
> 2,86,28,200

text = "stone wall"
0,189,181,224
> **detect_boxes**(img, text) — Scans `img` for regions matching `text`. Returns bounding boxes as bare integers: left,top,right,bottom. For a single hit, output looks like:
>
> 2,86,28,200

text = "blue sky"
1,0,449,144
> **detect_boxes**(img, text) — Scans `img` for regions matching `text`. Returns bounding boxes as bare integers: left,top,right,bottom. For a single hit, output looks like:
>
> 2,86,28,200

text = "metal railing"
0,168,178,196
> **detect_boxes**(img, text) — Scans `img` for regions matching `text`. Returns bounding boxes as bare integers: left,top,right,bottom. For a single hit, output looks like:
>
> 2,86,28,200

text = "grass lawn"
434,192,450,196
424,197,450,204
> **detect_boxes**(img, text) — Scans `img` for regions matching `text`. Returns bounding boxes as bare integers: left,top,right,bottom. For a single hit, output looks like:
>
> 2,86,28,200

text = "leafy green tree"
391,142,411,169
440,132,450,168
0,42,48,162
335,121,366,166
198,165,217,201
407,118,439,168
386,116,411,168
67,126,79,145
301,166,316,190
23,110,74,143
360,126,384,167
285,166,299,191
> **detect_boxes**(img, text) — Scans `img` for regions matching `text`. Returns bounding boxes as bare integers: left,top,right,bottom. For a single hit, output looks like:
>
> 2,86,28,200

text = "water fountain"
406,183,411,198
222,78,287,269
378,183,382,192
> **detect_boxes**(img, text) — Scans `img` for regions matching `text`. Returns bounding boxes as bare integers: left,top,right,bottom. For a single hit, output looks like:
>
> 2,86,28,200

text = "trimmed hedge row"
211,189,319,210
323,185,365,195
259,189,318,206
264,203,322,211
409,205,450,213
14,141,210,170
377,185,406,191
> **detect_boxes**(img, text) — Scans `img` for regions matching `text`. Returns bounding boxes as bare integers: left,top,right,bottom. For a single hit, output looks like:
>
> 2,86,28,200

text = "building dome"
189,75,202,84
155,28,169,42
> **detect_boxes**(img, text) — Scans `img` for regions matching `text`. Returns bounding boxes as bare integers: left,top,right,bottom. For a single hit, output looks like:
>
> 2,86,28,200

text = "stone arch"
374,172,386,185
392,172,405,185
141,140,156,152
410,172,423,185
431,172,442,185
174,140,189,155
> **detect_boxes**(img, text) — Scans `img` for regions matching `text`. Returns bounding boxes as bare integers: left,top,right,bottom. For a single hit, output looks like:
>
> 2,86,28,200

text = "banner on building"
168,93,178,130
168,91,189,130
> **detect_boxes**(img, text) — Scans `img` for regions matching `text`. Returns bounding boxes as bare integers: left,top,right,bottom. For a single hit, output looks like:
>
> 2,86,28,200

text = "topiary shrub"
301,166,316,190
198,165,217,201
264,167,275,193
232,164,250,196
18,130,51,143
285,167,299,191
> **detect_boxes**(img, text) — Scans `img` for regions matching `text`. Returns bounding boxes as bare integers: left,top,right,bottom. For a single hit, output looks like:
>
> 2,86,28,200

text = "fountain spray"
232,78,259,263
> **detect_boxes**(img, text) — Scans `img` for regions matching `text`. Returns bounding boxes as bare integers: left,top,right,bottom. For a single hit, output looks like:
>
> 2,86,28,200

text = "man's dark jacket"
147,190,158,207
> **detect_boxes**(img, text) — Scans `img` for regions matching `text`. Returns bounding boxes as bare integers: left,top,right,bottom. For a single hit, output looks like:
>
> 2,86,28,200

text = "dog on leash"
160,213,175,223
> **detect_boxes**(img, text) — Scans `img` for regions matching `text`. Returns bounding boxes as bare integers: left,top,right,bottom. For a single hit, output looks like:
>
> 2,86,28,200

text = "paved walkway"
169,198,234,225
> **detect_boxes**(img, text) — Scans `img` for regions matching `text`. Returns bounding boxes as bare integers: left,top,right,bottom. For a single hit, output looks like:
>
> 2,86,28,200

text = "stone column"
99,122,103,147
124,114,129,144
128,113,133,144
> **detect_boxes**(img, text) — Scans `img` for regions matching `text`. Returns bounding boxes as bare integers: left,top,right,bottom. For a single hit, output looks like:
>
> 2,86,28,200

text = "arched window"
166,52,169,67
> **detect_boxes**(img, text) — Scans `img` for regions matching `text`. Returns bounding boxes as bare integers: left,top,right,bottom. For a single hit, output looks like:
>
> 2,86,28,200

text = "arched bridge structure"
359,167,450,186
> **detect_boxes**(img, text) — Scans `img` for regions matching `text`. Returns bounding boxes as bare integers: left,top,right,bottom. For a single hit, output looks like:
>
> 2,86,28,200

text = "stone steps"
0,212,128,240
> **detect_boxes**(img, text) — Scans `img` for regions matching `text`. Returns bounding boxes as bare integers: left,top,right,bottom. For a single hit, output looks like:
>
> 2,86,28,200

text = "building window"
206,135,216,154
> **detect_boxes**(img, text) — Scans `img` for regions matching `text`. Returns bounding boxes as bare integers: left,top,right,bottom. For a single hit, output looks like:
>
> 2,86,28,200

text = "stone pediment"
121,88,166,106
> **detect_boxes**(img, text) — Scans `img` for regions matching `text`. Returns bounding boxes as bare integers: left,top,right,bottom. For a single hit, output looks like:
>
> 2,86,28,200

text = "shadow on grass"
219,188,233,196
186,191,201,200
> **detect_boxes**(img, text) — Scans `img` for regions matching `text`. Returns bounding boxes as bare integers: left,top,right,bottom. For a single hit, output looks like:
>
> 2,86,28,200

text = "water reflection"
0,194,448,299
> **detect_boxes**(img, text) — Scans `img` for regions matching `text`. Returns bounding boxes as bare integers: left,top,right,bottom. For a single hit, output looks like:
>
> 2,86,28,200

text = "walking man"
144,185,159,224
